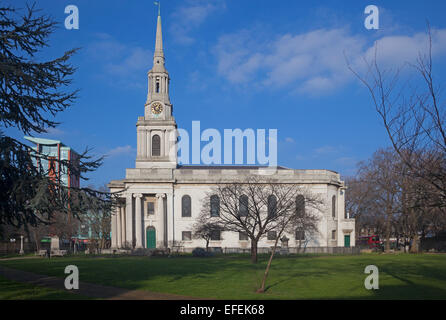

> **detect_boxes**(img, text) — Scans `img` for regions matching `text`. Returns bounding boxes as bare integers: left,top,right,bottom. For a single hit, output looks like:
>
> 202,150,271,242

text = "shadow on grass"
1,254,446,299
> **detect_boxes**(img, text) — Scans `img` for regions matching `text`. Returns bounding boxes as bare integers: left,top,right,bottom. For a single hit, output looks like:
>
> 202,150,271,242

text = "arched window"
332,195,336,218
182,195,191,217
239,195,248,217
296,195,305,217
152,134,161,156
267,195,277,218
210,195,220,217
156,82,160,93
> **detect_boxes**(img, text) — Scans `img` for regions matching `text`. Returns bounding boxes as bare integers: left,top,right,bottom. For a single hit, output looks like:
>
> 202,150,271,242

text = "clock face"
151,102,163,115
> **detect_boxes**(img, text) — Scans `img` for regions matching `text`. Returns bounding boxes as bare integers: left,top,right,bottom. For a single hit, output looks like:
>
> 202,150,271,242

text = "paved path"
0,265,200,300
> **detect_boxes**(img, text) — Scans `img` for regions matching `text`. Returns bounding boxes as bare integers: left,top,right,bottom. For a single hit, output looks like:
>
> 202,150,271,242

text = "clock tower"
135,9,177,169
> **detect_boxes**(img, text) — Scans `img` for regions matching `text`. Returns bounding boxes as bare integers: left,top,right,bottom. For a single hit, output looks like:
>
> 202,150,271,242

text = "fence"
0,242,36,255
175,246,361,255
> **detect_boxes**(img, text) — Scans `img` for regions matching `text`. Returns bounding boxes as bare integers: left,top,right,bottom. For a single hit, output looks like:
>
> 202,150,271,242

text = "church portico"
111,190,171,249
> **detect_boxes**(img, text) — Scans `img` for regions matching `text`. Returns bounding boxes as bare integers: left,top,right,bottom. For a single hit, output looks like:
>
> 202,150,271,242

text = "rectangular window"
267,231,277,240
210,230,221,241
147,202,155,215
295,230,305,240
332,230,336,240
182,231,192,241
239,232,249,241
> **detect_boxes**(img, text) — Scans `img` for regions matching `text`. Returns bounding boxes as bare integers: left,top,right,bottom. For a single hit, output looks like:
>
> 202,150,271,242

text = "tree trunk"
385,215,391,253
251,239,258,264
33,230,40,252
206,239,209,251
257,237,280,293
410,234,419,253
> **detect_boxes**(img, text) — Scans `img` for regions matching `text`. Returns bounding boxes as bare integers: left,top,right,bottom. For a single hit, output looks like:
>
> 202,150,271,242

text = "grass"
1,253,445,299
0,275,89,300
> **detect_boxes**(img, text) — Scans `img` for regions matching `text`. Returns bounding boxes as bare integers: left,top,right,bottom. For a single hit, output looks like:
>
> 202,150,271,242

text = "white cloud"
314,145,339,155
87,34,152,89
107,145,135,157
213,27,446,95
285,137,294,143
170,0,225,45
105,47,152,77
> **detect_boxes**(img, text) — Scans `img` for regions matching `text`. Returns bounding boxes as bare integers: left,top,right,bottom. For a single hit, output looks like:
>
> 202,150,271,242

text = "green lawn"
1,253,445,299
0,275,89,300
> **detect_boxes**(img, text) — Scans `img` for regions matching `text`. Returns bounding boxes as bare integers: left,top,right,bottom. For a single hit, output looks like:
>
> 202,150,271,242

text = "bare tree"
348,25,446,210
199,175,323,267
192,215,224,251
346,147,446,253
257,191,321,293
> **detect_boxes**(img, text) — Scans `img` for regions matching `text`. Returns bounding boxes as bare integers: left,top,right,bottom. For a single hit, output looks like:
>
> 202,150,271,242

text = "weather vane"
154,1,161,16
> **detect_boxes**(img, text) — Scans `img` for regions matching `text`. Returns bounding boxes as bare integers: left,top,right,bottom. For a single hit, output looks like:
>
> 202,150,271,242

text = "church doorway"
344,234,351,247
146,227,156,249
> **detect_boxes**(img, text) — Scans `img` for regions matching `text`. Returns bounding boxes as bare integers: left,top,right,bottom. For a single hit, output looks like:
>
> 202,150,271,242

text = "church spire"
146,1,172,114
154,5,164,62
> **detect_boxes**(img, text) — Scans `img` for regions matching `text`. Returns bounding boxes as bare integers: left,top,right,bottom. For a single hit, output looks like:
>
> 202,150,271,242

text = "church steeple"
154,11,164,64
146,4,172,115
136,4,177,169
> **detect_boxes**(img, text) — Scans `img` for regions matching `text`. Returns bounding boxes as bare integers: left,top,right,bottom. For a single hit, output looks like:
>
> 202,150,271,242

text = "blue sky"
5,0,446,187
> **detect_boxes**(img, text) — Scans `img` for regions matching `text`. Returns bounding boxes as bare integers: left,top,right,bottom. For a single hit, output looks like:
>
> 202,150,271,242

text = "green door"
146,228,156,249
344,235,351,247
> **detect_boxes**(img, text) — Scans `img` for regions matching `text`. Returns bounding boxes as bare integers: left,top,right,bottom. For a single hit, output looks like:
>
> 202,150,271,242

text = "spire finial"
154,1,160,16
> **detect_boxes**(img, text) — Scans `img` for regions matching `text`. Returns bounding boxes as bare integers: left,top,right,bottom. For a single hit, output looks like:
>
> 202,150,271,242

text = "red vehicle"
357,235,383,250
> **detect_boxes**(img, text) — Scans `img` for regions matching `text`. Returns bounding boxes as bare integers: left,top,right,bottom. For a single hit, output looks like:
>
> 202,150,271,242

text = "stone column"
160,130,165,157
134,193,143,248
164,129,169,160
19,235,24,255
119,205,125,247
149,130,152,157
116,205,122,248
166,193,173,248
125,194,133,248
137,129,143,159
111,206,118,248
142,130,147,159
156,193,166,248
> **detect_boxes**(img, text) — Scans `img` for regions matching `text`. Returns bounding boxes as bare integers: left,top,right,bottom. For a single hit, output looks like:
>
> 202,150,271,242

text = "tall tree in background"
348,25,446,210
0,4,114,238
353,149,402,252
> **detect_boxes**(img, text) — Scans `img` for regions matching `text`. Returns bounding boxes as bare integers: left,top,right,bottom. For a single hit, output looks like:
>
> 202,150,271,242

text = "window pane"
239,195,248,216
182,231,192,241
152,135,161,156
332,195,336,217
210,195,220,217
296,195,305,217
267,231,277,240
295,229,305,240
239,232,248,241
182,195,191,217
210,230,220,241
147,202,155,215
268,195,277,218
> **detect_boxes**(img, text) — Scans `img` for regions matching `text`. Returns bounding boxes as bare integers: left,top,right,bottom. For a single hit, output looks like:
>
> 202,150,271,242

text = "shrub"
192,247,213,257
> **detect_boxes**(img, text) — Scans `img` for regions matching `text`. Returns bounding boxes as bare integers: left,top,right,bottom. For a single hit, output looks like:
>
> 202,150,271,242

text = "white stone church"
108,12,355,251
